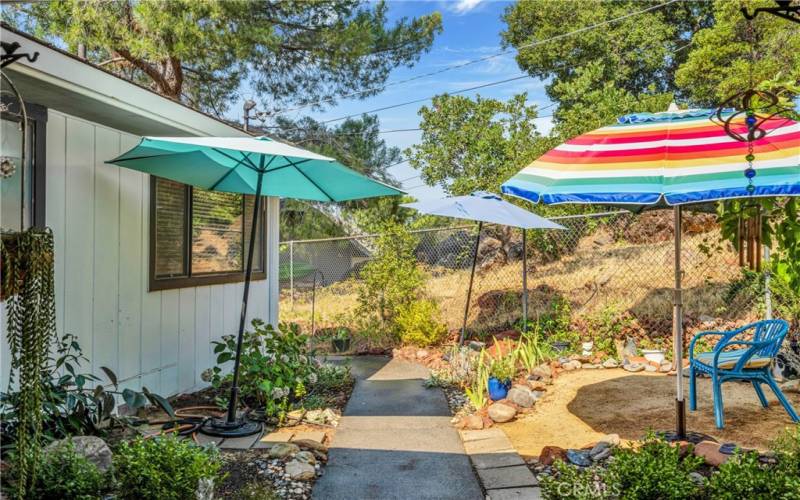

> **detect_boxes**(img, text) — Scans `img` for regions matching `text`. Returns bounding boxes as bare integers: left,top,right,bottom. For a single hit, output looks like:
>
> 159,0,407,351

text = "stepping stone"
470,449,526,469
477,465,538,489
487,487,543,500
194,432,224,446
255,431,294,449
459,428,506,443
220,433,261,450
464,436,516,456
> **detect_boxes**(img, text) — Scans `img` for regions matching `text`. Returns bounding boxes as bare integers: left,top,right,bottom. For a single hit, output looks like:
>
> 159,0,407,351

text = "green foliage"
33,440,107,500
4,1,442,115
489,352,517,381
357,221,423,329
237,482,280,500
465,350,490,410
541,460,609,500
301,364,354,410
585,305,633,355
1,334,174,455
718,198,800,295
114,435,221,500
675,0,800,107
210,320,315,417
706,425,800,499
395,299,448,347
539,296,572,337
542,435,704,500
1,228,58,497
514,331,555,374
605,436,704,499
405,93,548,196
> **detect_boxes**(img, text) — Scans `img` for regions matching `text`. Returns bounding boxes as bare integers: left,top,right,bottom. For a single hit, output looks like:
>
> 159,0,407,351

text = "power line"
265,0,678,118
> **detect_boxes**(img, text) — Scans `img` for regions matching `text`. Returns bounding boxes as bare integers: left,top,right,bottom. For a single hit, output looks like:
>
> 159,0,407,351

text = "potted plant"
330,327,351,353
548,330,577,354
640,338,666,365
487,356,515,401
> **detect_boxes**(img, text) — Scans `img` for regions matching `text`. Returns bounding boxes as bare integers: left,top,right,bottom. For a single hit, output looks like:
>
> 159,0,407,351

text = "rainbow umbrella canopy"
501,108,800,439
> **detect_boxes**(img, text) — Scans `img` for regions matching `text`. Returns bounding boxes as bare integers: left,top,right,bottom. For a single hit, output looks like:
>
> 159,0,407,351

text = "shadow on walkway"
313,356,483,500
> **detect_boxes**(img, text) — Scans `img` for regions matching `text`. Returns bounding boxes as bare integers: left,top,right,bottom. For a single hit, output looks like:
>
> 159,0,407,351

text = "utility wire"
265,0,678,118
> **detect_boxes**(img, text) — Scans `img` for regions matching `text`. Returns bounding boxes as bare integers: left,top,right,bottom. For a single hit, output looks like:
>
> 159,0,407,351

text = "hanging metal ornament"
710,13,794,195
741,0,800,24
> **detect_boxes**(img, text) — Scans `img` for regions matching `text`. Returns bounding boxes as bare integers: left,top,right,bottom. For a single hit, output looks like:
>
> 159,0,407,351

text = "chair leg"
689,365,697,411
752,381,769,408
712,378,725,429
765,376,800,423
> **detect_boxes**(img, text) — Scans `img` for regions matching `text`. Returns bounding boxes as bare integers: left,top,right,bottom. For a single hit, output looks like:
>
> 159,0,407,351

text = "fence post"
764,244,772,320
289,240,294,310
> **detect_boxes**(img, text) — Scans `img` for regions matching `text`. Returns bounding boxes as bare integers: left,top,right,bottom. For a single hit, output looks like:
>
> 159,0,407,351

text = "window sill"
149,271,266,292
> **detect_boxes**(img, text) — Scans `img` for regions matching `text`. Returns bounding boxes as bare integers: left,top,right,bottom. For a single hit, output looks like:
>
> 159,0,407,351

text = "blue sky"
233,0,553,201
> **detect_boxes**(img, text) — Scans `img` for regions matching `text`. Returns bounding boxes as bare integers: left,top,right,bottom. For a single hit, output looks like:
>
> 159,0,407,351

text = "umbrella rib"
211,148,261,172
281,156,334,201
265,158,312,173
208,154,261,191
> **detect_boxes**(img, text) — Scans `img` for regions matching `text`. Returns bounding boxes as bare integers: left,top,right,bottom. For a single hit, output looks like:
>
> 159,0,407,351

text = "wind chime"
710,2,796,271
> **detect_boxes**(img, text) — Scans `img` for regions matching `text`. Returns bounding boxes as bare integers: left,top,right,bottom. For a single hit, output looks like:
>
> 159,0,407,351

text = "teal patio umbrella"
108,135,403,436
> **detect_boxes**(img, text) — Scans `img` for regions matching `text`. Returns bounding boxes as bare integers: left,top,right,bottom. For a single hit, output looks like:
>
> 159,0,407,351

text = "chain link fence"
279,210,799,369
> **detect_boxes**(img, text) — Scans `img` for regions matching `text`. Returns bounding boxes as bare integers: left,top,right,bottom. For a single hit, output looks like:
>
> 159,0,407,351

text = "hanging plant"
1,228,57,498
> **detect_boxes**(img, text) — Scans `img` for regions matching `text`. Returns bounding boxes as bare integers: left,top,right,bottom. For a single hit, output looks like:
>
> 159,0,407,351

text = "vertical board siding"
0,110,271,396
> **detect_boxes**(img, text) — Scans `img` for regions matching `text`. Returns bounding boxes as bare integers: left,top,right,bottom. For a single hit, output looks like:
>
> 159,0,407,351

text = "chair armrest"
689,331,730,360
713,339,773,372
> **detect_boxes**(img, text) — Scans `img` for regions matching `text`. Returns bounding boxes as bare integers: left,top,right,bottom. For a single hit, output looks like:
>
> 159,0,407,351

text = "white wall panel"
1,109,273,397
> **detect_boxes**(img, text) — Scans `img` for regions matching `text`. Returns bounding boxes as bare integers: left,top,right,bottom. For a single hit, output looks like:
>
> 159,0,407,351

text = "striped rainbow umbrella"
501,108,800,440
501,109,799,206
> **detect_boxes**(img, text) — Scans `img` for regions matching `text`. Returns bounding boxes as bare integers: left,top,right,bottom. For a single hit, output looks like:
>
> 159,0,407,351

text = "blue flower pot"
488,377,511,401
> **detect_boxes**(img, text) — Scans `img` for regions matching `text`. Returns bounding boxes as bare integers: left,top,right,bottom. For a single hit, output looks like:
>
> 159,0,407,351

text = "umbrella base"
656,430,716,445
199,417,262,438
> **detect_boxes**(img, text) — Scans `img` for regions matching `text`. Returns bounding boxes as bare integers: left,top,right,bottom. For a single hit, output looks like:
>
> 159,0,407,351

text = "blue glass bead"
746,116,757,126
746,184,756,193
744,168,756,179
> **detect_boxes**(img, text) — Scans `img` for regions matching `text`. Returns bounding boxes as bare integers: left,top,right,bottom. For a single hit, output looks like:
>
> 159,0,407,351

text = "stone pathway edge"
458,428,542,500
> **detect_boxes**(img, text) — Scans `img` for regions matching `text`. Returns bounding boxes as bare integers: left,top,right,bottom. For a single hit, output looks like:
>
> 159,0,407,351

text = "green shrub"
395,299,448,346
357,221,423,328
210,320,316,416
541,436,703,500
489,352,516,381
32,440,107,500
706,425,800,499
114,435,221,500
604,436,703,499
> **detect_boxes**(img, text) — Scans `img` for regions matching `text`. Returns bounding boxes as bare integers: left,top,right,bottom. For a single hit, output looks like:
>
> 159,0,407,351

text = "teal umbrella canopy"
107,136,404,201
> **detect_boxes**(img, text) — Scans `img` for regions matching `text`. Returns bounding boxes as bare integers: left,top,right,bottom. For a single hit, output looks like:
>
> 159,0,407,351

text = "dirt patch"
500,369,800,457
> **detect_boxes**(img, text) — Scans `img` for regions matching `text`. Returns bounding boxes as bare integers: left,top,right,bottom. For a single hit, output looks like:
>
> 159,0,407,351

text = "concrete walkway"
312,356,483,500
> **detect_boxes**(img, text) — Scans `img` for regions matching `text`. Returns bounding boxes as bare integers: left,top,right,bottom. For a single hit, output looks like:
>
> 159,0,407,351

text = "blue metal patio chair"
688,319,799,429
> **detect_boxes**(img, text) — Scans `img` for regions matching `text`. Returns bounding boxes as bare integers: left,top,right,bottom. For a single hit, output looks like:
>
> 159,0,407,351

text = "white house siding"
1,109,278,397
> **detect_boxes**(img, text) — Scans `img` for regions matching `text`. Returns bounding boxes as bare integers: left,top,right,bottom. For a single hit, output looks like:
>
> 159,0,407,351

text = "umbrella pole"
201,170,264,437
460,221,483,346
673,205,686,439
522,229,528,334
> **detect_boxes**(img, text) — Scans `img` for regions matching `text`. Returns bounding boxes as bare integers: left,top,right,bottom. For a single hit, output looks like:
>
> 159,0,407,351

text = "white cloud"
452,0,484,14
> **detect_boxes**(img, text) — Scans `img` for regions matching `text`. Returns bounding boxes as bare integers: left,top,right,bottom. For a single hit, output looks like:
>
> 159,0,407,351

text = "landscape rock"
488,402,517,423
468,340,486,352
295,451,317,466
269,443,300,459
689,472,705,486
527,380,548,391
589,442,612,461
622,338,637,360
599,433,620,447
660,362,673,373
507,387,536,408
292,439,328,453
602,359,619,369
458,414,484,430
44,436,113,472
623,362,645,373
285,459,316,481
694,440,729,467
416,349,429,359
782,379,800,393
645,365,658,373
530,365,553,382
566,449,592,467
539,446,567,466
